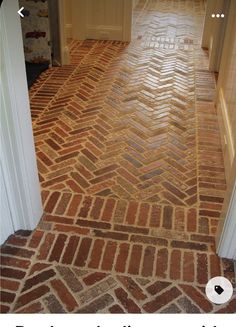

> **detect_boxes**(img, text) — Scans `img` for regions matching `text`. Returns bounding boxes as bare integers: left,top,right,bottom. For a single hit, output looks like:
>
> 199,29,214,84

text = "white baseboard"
217,88,235,182
86,24,123,41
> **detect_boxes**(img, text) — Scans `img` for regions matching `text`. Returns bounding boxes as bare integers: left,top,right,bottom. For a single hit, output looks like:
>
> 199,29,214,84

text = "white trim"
218,88,235,165
217,181,236,260
0,161,14,244
86,25,123,40
58,0,70,65
0,0,43,241
123,0,133,42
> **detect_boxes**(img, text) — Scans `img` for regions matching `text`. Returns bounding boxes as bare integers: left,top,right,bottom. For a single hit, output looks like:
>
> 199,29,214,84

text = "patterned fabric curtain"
19,0,52,64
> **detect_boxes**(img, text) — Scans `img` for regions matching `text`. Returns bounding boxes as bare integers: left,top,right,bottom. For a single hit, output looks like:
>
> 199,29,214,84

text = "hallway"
1,0,235,313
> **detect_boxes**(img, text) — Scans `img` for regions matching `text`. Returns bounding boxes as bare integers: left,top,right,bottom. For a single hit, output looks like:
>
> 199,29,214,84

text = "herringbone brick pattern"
1,0,235,313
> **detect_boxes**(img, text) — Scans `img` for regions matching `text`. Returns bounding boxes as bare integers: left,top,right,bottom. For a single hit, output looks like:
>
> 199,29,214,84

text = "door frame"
0,0,43,242
48,0,69,66
216,158,236,260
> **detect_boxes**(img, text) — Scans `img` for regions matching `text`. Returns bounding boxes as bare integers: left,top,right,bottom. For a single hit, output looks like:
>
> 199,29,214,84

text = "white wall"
216,0,236,182
201,0,230,72
71,0,132,42
215,0,236,259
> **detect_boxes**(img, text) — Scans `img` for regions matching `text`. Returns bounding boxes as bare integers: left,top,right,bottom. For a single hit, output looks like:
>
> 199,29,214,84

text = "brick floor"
1,0,236,313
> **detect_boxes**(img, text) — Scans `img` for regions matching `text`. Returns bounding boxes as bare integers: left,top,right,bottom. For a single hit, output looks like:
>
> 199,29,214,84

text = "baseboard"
86,24,123,41
66,23,72,39
217,88,235,182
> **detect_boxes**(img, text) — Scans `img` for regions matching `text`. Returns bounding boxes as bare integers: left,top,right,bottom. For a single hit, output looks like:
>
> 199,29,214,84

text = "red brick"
90,197,104,219
44,192,60,213
114,200,128,224
117,276,147,300
78,196,93,218
0,304,10,313
162,206,173,229
117,167,139,184
54,224,89,235
93,230,128,241
174,207,185,231
130,234,168,246
0,267,26,280
109,304,125,313
179,284,213,312
197,253,208,284
76,294,114,313
137,203,150,226
115,243,130,273
146,281,171,295
29,263,50,276
94,164,118,176
6,235,27,247
114,288,141,313
0,278,20,292
83,272,108,286
143,287,181,313
0,246,34,258
183,252,195,283
150,205,161,227
37,233,56,260
187,208,197,232
28,230,44,248
44,215,73,225
170,249,181,280
15,285,50,309
54,193,72,215
156,248,168,278
210,254,221,277
49,234,67,262
199,210,220,218
114,224,149,235
88,239,105,269
61,237,78,264
66,179,84,193
101,198,116,221
142,246,155,277
51,279,78,312
171,240,207,251
71,172,89,188
128,244,142,275
22,269,56,292
0,256,31,270
101,241,117,271
76,219,111,230
66,194,82,216
198,217,209,234
74,238,92,267
0,291,15,303
16,302,43,313
125,201,138,225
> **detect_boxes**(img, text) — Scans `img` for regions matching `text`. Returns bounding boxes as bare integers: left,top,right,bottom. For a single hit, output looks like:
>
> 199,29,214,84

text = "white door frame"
48,0,69,66
216,182,236,260
0,0,43,243
216,156,236,260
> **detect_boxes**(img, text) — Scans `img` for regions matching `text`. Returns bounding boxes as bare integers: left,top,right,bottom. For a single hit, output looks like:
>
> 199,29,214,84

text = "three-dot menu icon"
211,13,224,18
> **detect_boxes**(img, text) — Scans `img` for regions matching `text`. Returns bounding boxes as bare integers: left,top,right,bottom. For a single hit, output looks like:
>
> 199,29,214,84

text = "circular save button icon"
205,276,233,304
